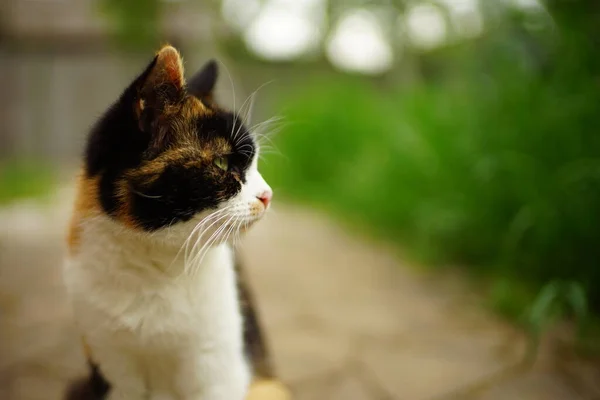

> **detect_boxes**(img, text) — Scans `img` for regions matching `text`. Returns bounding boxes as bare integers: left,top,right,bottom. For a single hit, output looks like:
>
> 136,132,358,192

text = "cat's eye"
214,156,229,171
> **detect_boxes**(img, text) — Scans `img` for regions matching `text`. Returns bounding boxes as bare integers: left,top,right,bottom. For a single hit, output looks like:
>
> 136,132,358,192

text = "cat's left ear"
187,60,218,100
134,45,186,131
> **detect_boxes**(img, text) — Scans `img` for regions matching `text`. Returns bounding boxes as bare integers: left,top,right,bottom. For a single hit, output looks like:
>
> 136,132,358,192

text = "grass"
260,35,600,323
0,161,55,205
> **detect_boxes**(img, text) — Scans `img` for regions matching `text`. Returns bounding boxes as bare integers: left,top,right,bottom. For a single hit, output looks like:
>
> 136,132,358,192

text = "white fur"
63,158,272,400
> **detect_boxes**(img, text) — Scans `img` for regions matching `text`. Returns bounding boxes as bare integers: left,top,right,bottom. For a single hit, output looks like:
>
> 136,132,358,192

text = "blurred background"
1,0,600,399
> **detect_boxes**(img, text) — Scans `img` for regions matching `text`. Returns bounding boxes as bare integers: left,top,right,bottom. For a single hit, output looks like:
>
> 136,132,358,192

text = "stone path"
0,185,598,400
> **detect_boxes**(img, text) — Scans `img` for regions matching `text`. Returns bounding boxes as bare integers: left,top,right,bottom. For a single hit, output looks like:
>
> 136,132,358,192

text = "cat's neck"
74,214,228,278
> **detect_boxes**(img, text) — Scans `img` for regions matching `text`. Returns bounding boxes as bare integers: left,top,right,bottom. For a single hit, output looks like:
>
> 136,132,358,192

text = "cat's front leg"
182,386,249,400
108,389,146,400
175,352,251,400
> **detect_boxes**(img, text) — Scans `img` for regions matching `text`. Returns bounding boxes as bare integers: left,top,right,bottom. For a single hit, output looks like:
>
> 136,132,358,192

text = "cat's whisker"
188,212,235,266
258,148,283,157
237,143,254,156
251,119,286,142
246,80,275,123
255,125,286,145
231,82,277,146
176,220,217,273
233,217,245,248
232,93,255,144
210,213,238,247
247,118,287,158
229,216,245,250
185,206,233,251
184,211,233,269
246,93,256,127
256,144,275,152
242,218,250,240
188,214,236,274
237,92,254,125
217,60,239,140
238,149,254,157
257,141,276,155
250,115,285,133
130,188,163,200
172,206,234,272
182,207,231,257
238,80,275,127
257,145,288,163
237,143,254,150
221,216,239,249
228,220,242,250
255,122,286,134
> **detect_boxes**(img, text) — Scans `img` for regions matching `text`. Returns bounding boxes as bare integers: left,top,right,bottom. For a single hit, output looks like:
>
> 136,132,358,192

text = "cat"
62,45,291,400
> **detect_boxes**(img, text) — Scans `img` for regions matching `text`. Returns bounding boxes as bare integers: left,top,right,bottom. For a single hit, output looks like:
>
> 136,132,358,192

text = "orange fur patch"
67,171,102,255
246,379,292,400
81,336,93,360
114,178,141,230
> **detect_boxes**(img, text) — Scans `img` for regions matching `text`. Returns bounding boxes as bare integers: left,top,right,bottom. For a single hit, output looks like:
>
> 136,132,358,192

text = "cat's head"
83,45,272,244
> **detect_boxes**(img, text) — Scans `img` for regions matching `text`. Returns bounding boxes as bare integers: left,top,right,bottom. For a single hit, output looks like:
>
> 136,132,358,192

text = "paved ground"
0,185,599,400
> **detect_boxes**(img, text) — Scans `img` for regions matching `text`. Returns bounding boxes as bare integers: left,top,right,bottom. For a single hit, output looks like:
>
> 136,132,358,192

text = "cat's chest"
67,244,243,345
109,277,217,338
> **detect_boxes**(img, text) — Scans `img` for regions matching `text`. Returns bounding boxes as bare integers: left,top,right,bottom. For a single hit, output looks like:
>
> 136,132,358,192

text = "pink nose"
257,189,273,208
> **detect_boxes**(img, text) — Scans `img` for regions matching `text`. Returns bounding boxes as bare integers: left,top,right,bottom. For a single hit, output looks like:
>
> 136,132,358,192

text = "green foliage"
262,12,600,316
0,161,55,205
95,0,600,322
524,280,589,360
98,0,162,50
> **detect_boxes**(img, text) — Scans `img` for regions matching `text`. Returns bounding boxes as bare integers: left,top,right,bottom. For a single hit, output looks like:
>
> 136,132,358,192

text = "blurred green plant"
262,2,600,321
98,0,162,50
96,0,600,329
524,280,588,361
0,161,55,205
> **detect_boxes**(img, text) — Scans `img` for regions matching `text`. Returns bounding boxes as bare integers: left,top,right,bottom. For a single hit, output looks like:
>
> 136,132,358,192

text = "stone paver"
0,185,597,400
478,373,586,400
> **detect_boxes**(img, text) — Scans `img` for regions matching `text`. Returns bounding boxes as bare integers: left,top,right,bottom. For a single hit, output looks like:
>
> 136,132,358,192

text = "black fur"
125,110,255,231
187,59,218,99
234,252,275,379
84,55,256,231
64,362,110,400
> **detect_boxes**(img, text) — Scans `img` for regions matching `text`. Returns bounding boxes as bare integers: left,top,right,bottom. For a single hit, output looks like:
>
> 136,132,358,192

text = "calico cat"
62,45,291,400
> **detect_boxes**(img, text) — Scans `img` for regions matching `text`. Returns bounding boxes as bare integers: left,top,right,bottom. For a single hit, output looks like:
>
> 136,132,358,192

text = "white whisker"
233,81,277,145
189,217,233,273
250,115,286,134
130,188,163,199
185,207,232,255
183,207,231,256
188,214,236,274
218,60,238,141
168,206,234,272
184,211,231,267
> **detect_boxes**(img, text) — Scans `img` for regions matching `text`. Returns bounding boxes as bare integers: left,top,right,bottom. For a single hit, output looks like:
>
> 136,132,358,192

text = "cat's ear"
187,60,218,100
131,45,186,131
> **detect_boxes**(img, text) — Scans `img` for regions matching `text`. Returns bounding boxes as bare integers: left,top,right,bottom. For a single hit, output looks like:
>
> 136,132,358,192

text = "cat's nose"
256,189,273,208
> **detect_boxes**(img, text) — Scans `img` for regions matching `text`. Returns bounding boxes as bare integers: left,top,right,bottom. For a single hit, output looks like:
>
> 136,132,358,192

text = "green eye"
214,156,229,171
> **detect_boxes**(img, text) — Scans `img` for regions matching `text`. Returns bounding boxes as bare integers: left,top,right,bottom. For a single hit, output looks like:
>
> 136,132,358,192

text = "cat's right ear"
187,60,218,101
